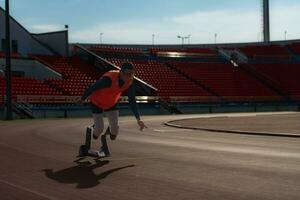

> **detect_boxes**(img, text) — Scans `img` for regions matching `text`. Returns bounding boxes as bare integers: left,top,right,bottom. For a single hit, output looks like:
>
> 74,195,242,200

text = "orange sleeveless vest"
90,70,132,109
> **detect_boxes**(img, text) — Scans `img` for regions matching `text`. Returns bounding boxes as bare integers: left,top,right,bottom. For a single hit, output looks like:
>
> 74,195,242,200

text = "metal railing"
0,95,296,105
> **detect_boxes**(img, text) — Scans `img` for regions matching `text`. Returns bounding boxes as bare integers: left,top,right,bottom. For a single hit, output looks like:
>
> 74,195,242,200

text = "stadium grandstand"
1,2,300,200
0,5,300,120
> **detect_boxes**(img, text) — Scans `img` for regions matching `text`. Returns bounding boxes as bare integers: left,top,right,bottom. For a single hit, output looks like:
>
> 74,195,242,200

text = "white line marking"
152,129,166,132
122,136,300,159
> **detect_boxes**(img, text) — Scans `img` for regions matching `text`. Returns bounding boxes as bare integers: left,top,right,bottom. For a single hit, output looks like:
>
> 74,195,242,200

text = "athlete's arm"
81,76,112,101
127,84,147,131
127,84,140,120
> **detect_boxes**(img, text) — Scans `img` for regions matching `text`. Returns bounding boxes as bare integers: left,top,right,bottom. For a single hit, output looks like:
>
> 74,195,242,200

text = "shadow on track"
42,159,135,189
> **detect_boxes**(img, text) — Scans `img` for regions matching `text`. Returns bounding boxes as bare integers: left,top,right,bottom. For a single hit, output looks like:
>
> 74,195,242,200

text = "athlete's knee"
109,126,119,140
93,126,104,137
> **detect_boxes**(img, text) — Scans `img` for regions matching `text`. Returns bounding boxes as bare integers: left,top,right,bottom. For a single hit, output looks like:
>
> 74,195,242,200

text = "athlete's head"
120,62,135,82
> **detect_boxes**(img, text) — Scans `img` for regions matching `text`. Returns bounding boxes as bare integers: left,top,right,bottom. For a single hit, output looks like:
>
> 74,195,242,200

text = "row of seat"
169,62,278,99
0,75,63,96
0,51,21,58
238,44,291,57
148,47,217,55
90,45,145,53
249,64,300,96
3,50,298,101
107,58,212,97
35,55,100,96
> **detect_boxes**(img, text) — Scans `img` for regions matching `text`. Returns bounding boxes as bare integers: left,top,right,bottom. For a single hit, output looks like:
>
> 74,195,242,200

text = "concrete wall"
0,106,4,119
0,7,53,56
33,31,68,56
0,58,62,80
28,104,169,119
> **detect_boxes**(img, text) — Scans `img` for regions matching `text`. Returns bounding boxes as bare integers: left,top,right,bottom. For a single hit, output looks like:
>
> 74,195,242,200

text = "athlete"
77,62,147,156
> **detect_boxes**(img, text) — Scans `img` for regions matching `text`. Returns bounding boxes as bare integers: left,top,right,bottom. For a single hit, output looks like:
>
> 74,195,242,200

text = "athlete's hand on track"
137,120,148,131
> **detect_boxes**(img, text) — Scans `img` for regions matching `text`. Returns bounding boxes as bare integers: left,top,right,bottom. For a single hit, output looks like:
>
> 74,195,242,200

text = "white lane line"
151,128,185,133
152,129,166,132
121,136,300,159
0,179,61,200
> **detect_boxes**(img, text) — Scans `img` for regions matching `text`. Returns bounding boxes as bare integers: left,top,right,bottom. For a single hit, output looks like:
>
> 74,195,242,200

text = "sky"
1,0,300,44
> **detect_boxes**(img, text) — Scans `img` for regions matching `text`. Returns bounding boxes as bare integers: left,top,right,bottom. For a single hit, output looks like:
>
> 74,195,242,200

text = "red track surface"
0,113,300,200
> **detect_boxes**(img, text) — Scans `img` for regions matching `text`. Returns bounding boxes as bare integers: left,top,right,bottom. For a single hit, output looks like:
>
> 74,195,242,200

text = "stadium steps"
44,79,70,96
33,55,98,96
104,57,212,98
285,44,300,62
12,102,34,119
158,98,182,114
74,44,158,96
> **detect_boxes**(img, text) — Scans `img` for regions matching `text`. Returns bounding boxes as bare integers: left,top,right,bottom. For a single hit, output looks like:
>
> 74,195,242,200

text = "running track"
0,113,299,200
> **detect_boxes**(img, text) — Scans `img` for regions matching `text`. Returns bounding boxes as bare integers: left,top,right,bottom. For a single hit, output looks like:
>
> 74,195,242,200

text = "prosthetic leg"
78,126,110,158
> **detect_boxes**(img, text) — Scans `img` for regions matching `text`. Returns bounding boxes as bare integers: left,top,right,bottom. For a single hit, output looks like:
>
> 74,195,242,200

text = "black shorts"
90,103,117,114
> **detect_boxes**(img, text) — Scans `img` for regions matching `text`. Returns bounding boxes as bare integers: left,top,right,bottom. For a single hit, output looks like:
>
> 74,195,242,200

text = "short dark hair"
121,62,134,71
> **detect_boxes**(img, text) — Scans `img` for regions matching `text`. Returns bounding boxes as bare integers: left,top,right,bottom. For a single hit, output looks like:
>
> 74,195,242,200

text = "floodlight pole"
100,33,103,44
284,30,287,40
152,34,155,46
262,0,270,42
177,35,185,48
5,0,13,120
185,34,191,45
214,33,217,44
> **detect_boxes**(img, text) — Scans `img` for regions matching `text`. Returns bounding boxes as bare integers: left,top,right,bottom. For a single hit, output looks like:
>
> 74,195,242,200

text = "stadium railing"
0,95,297,106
